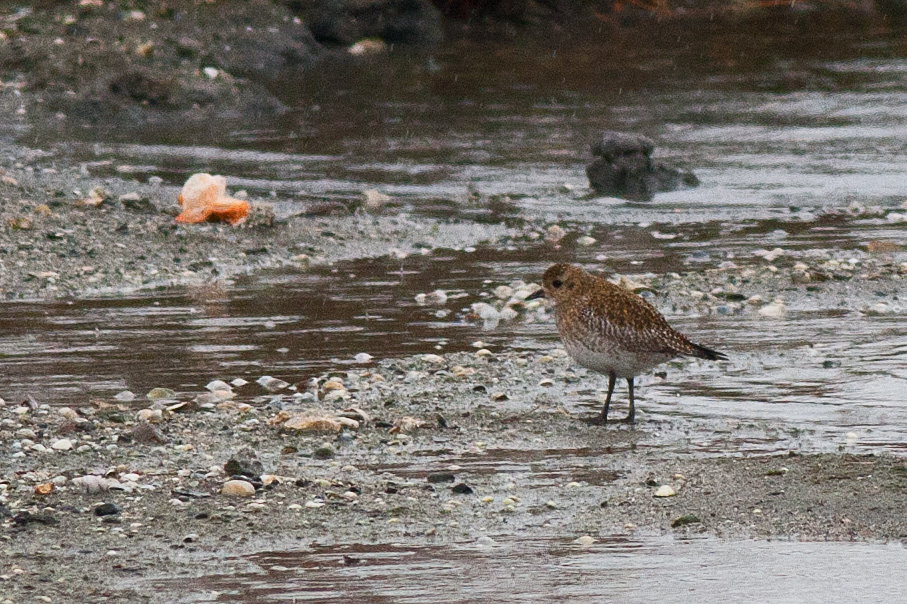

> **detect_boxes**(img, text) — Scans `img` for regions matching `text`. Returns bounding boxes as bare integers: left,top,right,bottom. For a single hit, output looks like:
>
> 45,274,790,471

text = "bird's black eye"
552,279,563,288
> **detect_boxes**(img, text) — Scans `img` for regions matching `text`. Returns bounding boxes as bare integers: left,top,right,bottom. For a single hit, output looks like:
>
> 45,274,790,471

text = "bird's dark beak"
525,288,545,301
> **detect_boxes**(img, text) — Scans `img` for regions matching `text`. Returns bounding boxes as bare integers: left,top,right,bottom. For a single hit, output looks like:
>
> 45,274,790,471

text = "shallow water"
154,536,907,603
6,27,907,452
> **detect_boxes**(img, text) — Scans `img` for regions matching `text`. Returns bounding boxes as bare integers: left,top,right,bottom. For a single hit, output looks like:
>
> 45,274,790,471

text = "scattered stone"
545,225,566,245
13,511,58,526
451,483,474,495
654,485,676,497
224,457,263,479
427,472,456,484
758,298,786,318
147,387,177,401
206,380,233,392
51,438,73,451
257,376,290,392
348,38,388,56
114,390,136,402
390,416,427,434
362,189,391,209
130,422,167,444
73,475,113,494
221,480,256,497
574,535,596,546
281,414,344,433
339,407,370,424
671,514,701,528
94,503,121,517
354,352,373,363
33,483,54,496
312,445,335,460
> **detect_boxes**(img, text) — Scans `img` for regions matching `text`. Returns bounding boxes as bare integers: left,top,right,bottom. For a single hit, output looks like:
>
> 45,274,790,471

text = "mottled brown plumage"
527,263,726,424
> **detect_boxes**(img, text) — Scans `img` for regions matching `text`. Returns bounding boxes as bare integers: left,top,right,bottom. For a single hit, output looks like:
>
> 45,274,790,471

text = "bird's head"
526,263,587,304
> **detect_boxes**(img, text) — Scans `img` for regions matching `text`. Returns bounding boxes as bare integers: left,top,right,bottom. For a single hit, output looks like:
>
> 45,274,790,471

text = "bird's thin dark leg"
624,377,636,423
592,373,617,425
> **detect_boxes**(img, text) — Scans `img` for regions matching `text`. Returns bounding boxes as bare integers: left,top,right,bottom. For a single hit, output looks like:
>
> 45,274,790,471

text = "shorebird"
526,263,726,424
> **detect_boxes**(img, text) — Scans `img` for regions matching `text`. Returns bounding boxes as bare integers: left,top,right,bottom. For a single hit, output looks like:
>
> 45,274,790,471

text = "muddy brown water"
8,26,907,598
154,536,907,603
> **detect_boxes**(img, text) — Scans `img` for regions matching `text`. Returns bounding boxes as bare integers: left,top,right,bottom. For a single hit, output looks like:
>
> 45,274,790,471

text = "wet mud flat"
3,347,907,604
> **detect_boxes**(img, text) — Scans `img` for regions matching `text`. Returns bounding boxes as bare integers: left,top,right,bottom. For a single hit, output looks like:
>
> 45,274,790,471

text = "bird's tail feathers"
689,342,727,361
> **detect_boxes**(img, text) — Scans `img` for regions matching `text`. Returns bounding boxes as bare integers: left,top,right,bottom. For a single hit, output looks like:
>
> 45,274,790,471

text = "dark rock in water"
94,503,121,517
296,0,444,46
586,130,699,201
591,131,655,160
451,482,473,494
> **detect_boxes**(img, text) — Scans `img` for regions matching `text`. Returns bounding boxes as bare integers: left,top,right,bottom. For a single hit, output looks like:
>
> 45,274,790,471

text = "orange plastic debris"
175,173,250,225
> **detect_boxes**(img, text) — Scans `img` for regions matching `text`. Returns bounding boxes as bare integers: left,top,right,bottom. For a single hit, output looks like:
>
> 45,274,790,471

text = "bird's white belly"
564,338,672,378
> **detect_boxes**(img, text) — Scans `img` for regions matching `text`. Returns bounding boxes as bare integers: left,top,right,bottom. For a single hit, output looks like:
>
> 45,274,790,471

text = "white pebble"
654,485,676,497
206,380,232,392
51,439,73,451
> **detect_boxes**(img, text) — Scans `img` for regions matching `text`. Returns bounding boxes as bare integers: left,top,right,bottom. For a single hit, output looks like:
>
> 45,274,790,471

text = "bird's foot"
587,413,609,426
621,413,636,424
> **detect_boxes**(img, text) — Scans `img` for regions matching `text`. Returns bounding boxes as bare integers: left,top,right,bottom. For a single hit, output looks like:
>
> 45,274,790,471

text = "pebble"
94,502,120,516
493,285,514,299
758,298,786,318
231,378,249,387
362,189,391,209
221,480,256,497
136,408,164,423
422,354,445,364
51,438,74,451
545,225,566,244
73,475,112,494
471,302,499,321
58,407,79,420
206,380,232,392
577,236,597,246
257,376,290,392
313,445,335,459
354,352,374,363
146,387,176,401
654,485,676,497
574,535,596,546
281,414,344,433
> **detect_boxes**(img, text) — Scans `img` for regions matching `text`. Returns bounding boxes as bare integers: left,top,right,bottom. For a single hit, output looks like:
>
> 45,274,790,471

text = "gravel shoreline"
3,348,907,603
